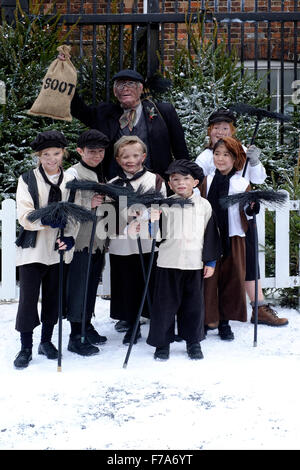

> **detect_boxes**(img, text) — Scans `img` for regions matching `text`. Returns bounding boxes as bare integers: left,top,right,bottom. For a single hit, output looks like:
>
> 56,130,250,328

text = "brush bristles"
66,180,193,208
126,185,194,207
230,103,291,122
66,179,134,199
220,190,288,209
27,201,95,225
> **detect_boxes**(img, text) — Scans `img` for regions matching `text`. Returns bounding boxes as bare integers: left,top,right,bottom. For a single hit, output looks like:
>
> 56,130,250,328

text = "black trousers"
109,252,157,324
147,267,205,348
66,248,105,323
16,263,66,333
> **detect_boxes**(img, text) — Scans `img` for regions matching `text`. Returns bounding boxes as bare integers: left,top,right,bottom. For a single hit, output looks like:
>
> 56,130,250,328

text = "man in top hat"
57,55,190,179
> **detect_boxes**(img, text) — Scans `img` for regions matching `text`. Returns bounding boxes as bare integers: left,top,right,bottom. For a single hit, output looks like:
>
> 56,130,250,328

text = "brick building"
1,1,299,110
44,1,299,111
18,1,297,60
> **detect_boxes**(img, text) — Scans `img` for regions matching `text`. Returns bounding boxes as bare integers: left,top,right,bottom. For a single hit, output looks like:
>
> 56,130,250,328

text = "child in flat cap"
14,130,78,369
64,129,110,356
195,108,288,328
195,108,266,183
146,159,221,361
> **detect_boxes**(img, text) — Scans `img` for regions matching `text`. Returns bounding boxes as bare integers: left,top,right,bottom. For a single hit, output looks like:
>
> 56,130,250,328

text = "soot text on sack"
43,77,75,96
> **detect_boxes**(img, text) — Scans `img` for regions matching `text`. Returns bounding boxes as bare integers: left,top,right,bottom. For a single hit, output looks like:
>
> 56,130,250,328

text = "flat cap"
77,129,110,149
208,108,236,126
30,130,68,152
165,159,204,184
112,69,144,83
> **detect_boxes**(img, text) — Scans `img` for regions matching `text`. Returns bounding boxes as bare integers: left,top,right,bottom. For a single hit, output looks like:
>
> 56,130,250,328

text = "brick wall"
29,1,300,64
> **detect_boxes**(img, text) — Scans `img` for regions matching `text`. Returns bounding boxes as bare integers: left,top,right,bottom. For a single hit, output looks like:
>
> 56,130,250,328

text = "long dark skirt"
204,236,247,324
66,248,105,323
109,252,157,324
147,267,205,348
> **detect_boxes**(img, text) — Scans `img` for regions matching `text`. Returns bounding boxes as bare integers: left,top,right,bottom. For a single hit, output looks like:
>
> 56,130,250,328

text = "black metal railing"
1,0,300,111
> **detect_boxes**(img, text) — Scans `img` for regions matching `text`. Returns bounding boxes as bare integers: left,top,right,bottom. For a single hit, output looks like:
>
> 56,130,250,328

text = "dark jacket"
15,170,39,248
71,92,190,179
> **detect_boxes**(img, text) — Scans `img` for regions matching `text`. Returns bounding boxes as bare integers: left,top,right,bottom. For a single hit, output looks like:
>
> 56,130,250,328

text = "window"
243,60,300,115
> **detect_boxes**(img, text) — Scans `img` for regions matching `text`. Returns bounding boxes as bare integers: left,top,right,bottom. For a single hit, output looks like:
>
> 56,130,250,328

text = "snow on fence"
0,197,299,301
257,197,300,289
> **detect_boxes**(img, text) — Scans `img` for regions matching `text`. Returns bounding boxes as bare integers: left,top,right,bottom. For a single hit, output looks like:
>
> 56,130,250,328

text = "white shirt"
157,193,213,270
107,170,167,256
205,172,251,238
16,168,78,266
195,146,267,184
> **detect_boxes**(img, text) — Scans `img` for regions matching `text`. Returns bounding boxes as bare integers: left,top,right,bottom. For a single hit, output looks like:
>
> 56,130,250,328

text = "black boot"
38,341,58,359
154,345,170,361
218,320,234,340
186,342,204,360
86,324,107,345
122,324,141,345
174,334,183,342
115,320,131,332
68,334,99,356
14,348,32,368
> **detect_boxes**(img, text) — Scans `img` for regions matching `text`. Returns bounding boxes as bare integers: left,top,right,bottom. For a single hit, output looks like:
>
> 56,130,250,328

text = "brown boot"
251,304,288,327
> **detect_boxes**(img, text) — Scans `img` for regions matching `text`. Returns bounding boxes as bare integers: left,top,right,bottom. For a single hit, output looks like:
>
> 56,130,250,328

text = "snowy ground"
0,297,299,451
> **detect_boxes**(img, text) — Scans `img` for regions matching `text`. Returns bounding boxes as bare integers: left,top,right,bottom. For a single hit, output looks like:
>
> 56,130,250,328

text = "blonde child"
14,130,77,368
108,135,166,345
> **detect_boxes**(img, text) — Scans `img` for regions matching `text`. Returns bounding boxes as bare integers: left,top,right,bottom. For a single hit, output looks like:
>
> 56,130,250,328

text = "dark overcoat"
71,92,190,179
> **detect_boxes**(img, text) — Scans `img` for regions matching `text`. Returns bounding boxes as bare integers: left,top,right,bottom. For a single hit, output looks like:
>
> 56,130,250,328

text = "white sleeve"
64,167,79,179
238,161,267,184
161,181,167,198
195,149,214,176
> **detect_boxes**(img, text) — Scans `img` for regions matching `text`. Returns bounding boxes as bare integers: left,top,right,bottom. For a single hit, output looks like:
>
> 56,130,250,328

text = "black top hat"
208,108,236,126
165,159,204,184
30,130,68,152
77,129,110,149
112,69,144,83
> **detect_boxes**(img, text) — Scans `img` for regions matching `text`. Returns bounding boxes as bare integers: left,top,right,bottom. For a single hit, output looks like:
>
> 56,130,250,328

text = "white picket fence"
0,197,299,301
1,199,17,301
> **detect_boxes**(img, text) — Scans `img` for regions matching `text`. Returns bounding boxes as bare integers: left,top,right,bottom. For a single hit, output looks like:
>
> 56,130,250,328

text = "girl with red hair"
200,137,251,340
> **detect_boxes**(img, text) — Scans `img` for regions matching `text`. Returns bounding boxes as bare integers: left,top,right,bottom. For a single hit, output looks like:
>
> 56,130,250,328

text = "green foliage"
0,0,148,200
72,24,137,104
72,18,146,103
0,0,86,200
0,4,298,307
159,12,299,186
159,13,299,309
